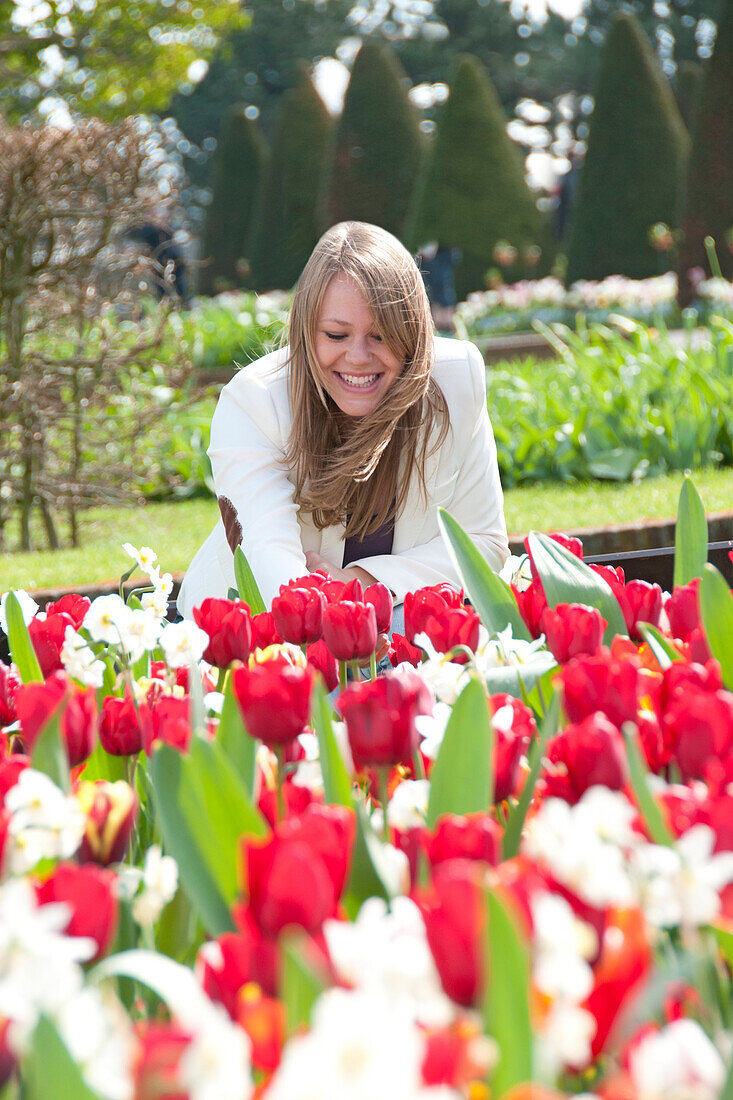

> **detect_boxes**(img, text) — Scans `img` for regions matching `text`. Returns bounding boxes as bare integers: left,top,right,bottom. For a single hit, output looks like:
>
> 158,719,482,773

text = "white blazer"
178,336,509,619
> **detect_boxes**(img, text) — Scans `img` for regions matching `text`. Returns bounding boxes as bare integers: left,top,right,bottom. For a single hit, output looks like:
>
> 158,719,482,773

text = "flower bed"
0,481,731,1099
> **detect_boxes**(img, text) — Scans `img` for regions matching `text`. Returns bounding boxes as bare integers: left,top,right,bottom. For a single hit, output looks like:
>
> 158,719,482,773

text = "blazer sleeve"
347,341,509,603
207,369,308,607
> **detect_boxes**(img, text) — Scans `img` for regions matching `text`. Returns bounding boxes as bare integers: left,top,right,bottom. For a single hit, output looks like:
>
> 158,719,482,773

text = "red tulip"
99,691,151,756
665,579,701,641
250,611,283,650
663,684,733,781
321,601,377,661
539,602,607,663
415,860,485,1007
559,650,641,728
144,696,192,755
544,713,627,803
193,597,252,667
196,922,280,1012
271,586,325,645
490,693,535,802
35,862,119,961
15,671,97,766
77,779,138,865
322,578,364,604
525,532,584,571
388,632,423,668
422,605,480,663
404,585,463,644
0,755,29,800
306,639,339,692
232,661,315,748
44,593,91,628
0,662,20,728
338,671,422,769
511,575,548,639
132,1022,191,1100
617,579,663,639
241,804,355,937
428,812,502,867
364,583,393,633
28,611,73,677
585,908,652,1057
281,572,330,592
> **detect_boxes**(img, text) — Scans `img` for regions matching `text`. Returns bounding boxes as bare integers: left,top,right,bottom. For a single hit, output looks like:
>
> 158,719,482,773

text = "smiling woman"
178,222,509,619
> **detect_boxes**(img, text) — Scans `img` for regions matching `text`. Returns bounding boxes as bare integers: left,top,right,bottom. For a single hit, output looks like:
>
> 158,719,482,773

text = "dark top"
342,517,395,567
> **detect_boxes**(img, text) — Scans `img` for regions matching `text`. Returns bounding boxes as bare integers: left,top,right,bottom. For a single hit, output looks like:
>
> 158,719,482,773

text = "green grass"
1,466,732,591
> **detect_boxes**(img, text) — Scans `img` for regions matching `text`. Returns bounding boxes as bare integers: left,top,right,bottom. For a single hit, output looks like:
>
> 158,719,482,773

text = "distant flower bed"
0,480,731,1099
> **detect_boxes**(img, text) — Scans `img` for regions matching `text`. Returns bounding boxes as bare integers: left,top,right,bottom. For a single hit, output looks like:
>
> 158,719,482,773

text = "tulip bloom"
539,602,607,664
403,585,463,644
544,713,627,803
422,605,480,662
197,921,280,1011
511,575,548,639
77,779,138,865
338,671,422,769
15,671,97,766
428,812,502,868
99,691,151,756
305,639,339,693
251,611,283,651
28,610,74,677
144,695,192,755
663,684,733,781
193,597,252,667
271,586,326,645
232,661,315,748
559,650,641,729
241,804,355,937
388,633,423,668
665,579,701,641
415,860,486,1007
35,862,119,961
0,662,20,728
617,579,663,639
44,593,91,627
321,601,378,662
364,583,393,634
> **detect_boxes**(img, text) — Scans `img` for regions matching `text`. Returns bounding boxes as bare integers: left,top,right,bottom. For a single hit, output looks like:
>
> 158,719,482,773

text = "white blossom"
131,845,179,927
178,1002,252,1100
291,732,324,794
117,607,162,663
159,620,209,669
628,1018,726,1098
535,1001,597,1078
56,986,134,1100
83,594,132,646
531,892,596,1003
416,701,453,761
61,625,106,688
5,770,85,873
631,825,733,929
375,779,429,833
122,543,158,575
0,589,39,635
473,623,551,677
498,554,533,591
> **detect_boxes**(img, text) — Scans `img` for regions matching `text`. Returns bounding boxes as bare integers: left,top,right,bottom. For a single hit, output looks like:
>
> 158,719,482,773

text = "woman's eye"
370,333,383,342
325,332,347,341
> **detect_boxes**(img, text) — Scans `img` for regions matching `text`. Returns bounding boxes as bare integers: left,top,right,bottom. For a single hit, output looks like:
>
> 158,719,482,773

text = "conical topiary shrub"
406,54,551,300
198,107,267,295
249,70,331,290
677,0,733,304
566,12,689,284
323,42,423,237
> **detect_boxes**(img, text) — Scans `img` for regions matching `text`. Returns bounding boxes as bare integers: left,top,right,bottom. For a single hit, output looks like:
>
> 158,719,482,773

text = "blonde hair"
285,221,448,539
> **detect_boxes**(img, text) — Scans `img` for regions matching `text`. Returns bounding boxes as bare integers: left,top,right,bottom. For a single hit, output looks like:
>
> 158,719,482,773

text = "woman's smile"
314,273,404,417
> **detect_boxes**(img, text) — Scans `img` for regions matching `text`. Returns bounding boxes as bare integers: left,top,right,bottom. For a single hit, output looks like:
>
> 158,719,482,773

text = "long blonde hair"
285,222,448,539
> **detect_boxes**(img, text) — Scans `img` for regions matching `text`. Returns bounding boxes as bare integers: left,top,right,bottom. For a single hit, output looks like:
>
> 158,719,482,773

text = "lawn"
2,466,732,592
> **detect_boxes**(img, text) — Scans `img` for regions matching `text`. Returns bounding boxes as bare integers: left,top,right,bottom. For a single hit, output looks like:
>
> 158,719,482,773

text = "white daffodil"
61,625,106,688
473,623,551,676
178,1002,253,1100
141,586,170,620
56,986,135,1100
0,589,39,635
531,892,596,1003
5,770,86,873
159,620,209,669
403,638,467,705
535,1000,597,1079
117,607,162,663
384,779,430,833
628,1018,725,1098
498,553,533,591
122,543,158,575
131,845,179,927
83,594,132,646
291,732,324,794
631,824,733,930
324,897,455,1028
415,701,453,761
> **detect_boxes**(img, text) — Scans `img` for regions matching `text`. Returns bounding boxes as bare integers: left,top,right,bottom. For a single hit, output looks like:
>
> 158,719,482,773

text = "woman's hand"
305,551,390,666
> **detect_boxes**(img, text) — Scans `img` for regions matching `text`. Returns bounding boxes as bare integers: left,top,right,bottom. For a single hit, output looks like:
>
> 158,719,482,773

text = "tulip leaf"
233,545,267,615
699,563,733,690
344,800,396,916
622,724,675,847
483,888,534,1094
712,924,733,972
482,652,557,700
427,677,494,826
502,689,560,860
437,509,531,640
281,935,326,1037
5,592,43,683
31,706,70,794
311,681,353,809
217,675,257,798
637,623,683,670
674,475,708,588
22,1015,102,1100
721,1058,733,1100
527,532,627,643
149,737,265,936
82,740,128,783
93,949,212,1026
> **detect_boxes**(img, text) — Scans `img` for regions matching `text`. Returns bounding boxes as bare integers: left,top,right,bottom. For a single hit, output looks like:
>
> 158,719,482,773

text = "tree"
197,108,267,296
566,13,689,283
249,71,331,291
406,54,550,299
323,42,423,237
0,0,247,120
677,0,733,303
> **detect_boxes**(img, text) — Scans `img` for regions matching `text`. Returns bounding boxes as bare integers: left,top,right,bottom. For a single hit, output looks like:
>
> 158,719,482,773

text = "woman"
178,222,509,621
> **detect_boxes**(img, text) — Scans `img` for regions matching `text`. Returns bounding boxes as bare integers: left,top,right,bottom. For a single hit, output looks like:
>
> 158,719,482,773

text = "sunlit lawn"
2,466,732,591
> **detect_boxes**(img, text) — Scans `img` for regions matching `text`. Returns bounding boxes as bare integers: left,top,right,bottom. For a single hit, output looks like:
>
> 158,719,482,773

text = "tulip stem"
216,667,227,694
339,661,347,692
412,747,426,781
369,651,377,680
351,659,360,682
378,766,391,843
274,745,285,822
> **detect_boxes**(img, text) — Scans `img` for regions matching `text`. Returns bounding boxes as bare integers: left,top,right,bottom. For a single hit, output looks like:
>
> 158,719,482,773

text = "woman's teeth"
338,372,378,388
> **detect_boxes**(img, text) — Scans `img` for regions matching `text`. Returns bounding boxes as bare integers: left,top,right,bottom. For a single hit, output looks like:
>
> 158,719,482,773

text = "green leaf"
721,1054,733,1100
217,675,257,798
343,800,396,916
484,888,534,1094
233,545,267,614
81,739,128,783
31,706,70,793
427,677,493,827
637,623,683,670
622,724,675,847
674,475,708,587
699,563,733,690
482,653,557,700
281,935,326,1037
503,690,560,859
4,592,43,682
148,737,266,935
712,924,733,971
437,509,531,640
93,949,211,1023
22,1016,102,1100
311,680,353,808
527,531,627,643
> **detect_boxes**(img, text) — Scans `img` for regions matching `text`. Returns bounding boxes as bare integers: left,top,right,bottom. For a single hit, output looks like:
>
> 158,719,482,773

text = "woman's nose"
344,335,371,365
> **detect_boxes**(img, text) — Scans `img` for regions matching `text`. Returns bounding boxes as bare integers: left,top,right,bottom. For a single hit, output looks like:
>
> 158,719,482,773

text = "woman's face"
313,273,405,417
